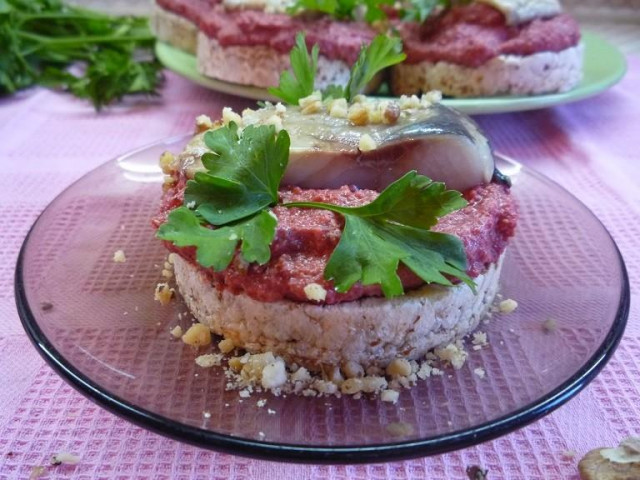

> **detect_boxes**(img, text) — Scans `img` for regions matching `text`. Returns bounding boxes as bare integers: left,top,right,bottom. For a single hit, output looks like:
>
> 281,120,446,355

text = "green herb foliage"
157,208,277,271
399,0,467,22
342,34,405,101
158,123,472,296
0,0,162,109
157,123,289,271
287,0,393,22
185,123,290,225
270,33,405,104
287,0,459,23
267,32,318,105
285,172,472,296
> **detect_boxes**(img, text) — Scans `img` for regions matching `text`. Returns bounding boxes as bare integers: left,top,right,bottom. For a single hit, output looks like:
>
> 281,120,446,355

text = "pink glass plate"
15,136,629,463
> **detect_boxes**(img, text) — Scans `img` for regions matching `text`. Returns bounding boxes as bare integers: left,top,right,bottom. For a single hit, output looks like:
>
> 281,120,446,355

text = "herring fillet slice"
178,101,495,193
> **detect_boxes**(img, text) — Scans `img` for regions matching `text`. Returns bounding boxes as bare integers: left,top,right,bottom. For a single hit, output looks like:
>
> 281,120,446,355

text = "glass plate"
155,31,627,115
16,136,629,463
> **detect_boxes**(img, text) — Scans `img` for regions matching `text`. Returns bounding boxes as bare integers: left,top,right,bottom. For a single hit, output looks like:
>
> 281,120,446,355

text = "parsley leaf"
270,33,406,104
288,0,392,22
157,207,277,271
285,171,472,296
287,0,357,19
267,32,318,105
344,34,405,101
185,123,290,225
0,0,162,110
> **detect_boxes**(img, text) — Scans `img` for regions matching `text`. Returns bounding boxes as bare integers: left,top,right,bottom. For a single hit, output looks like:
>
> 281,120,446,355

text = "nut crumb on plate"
499,298,518,313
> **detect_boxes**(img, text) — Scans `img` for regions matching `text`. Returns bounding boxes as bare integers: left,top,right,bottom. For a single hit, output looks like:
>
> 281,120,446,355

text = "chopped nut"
328,98,348,118
435,343,468,370
303,283,327,302
203,411,211,418
499,299,518,313
361,376,387,393
341,378,363,395
399,94,420,110
228,356,244,372
264,114,283,132
474,367,486,379
51,452,80,465
299,91,323,114
181,323,212,348
195,114,213,132
386,359,412,377
471,332,488,348
300,100,322,115
359,133,377,152
113,250,126,263
421,91,442,106
195,353,223,368
348,103,369,126
383,102,401,124
154,283,173,305
256,399,267,407
342,361,364,379
222,107,243,126
169,325,183,339
380,389,399,404
261,359,287,389
312,379,338,395
159,151,175,174
29,466,47,480
218,338,235,354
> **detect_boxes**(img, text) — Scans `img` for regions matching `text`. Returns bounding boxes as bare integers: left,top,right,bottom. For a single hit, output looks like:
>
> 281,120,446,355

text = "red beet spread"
157,0,578,67
398,3,580,66
157,0,376,64
153,177,517,305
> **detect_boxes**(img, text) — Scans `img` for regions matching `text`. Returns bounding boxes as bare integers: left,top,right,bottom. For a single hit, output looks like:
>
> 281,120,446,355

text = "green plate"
156,31,627,114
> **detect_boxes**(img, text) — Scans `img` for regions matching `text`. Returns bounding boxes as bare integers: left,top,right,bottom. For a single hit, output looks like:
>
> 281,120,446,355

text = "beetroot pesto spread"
398,3,580,67
157,0,376,64
156,0,217,23
201,8,376,64
153,181,517,305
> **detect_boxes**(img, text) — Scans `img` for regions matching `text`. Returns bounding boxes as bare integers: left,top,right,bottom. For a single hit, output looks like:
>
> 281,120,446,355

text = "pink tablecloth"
1,57,639,479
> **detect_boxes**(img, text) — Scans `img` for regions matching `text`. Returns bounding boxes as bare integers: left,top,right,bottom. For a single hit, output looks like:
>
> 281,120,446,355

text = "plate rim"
155,30,627,115
14,142,630,463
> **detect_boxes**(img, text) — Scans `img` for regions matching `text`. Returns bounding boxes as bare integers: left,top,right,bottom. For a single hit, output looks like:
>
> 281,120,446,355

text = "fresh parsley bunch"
268,32,406,104
0,0,162,109
157,123,473,297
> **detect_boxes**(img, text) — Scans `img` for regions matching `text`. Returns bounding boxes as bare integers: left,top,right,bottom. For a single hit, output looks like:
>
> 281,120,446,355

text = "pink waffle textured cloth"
0,55,639,479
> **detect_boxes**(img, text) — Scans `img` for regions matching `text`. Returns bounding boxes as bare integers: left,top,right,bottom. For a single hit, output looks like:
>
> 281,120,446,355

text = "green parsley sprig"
157,123,472,297
287,0,462,24
267,33,318,106
0,0,162,110
287,0,393,23
285,172,472,296
268,32,406,104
